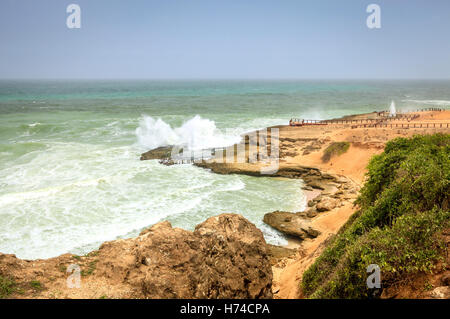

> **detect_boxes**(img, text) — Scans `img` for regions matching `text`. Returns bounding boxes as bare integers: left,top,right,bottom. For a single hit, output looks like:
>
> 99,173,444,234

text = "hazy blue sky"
1,0,450,79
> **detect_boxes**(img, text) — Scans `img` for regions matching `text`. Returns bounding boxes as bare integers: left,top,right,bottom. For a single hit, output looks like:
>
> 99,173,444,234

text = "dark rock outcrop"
140,146,173,161
441,273,450,286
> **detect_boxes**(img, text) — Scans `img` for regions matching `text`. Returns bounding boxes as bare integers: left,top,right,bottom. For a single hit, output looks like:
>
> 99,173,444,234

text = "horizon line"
1,77,450,81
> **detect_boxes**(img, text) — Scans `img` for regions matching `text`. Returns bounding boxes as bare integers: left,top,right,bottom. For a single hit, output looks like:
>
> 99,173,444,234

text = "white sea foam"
0,139,303,259
390,101,396,117
402,99,450,106
136,115,241,150
0,116,306,259
0,178,108,206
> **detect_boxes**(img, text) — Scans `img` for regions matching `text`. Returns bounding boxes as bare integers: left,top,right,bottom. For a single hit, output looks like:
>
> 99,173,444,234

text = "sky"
1,0,450,79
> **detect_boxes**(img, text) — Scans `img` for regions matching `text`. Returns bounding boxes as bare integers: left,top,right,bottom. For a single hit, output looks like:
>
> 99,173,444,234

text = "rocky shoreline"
138,120,364,251
1,125,361,299
139,142,360,245
195,161,360,242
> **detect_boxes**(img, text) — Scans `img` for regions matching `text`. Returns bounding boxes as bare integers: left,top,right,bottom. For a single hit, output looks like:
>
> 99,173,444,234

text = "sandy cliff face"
0,214,272,299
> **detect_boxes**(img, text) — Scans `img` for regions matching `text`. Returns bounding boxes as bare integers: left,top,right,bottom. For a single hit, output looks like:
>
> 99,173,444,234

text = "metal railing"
351,122,449,129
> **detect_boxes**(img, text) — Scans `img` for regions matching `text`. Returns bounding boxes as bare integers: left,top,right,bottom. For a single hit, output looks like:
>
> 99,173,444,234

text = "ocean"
1,79,449,259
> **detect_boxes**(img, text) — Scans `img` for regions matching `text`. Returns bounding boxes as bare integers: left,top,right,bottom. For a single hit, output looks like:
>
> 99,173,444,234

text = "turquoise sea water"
1,80,449,259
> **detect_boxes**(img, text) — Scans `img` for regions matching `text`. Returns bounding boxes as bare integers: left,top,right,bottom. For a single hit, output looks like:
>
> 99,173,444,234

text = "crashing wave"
136,115,241,150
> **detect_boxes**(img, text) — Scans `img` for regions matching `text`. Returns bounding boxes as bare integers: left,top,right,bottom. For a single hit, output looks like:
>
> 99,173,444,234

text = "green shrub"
321,142,350,162
0,275,17,299
302,133,450,298
30,280,43,291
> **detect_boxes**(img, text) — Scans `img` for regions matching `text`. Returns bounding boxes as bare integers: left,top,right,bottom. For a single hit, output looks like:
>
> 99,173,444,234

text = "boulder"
140,146,173,161
305,208,318,218
316,198,338,212
263,211,320,240
441,273,450,286
305,180,325,190
104,213,273,299
428,286,450,299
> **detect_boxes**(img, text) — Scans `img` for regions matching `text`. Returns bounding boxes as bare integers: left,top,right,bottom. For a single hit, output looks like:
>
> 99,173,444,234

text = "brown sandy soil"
290,144,381,185
278,110,450,184
272,202,355,298
415,110,450,121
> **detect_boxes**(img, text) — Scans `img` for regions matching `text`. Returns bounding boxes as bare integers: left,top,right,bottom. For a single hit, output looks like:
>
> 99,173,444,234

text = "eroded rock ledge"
0,214,272,299
193,162,360,240
263,211,320,240
140,146,173,161
194,162,351,189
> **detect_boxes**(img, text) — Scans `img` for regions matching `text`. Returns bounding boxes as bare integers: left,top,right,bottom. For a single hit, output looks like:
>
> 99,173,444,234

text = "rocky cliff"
0,214,272,299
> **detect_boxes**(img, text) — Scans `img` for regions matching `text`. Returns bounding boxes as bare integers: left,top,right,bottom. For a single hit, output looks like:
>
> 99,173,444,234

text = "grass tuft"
321,141,350,162
30,280,43,291
0,275,17,299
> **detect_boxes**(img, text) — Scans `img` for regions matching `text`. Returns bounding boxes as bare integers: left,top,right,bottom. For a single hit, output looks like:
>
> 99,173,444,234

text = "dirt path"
273,202,356,298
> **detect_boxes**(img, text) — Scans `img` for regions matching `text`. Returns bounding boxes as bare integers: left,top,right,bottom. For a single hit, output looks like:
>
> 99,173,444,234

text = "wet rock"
140,146,173,161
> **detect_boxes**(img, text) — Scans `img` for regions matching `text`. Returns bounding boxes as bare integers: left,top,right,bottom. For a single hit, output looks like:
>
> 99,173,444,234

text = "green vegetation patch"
30,280,43,291
84,250,99,257
302,133,450,298
82,260,98,276
321,141,350,162
0,275,17,299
